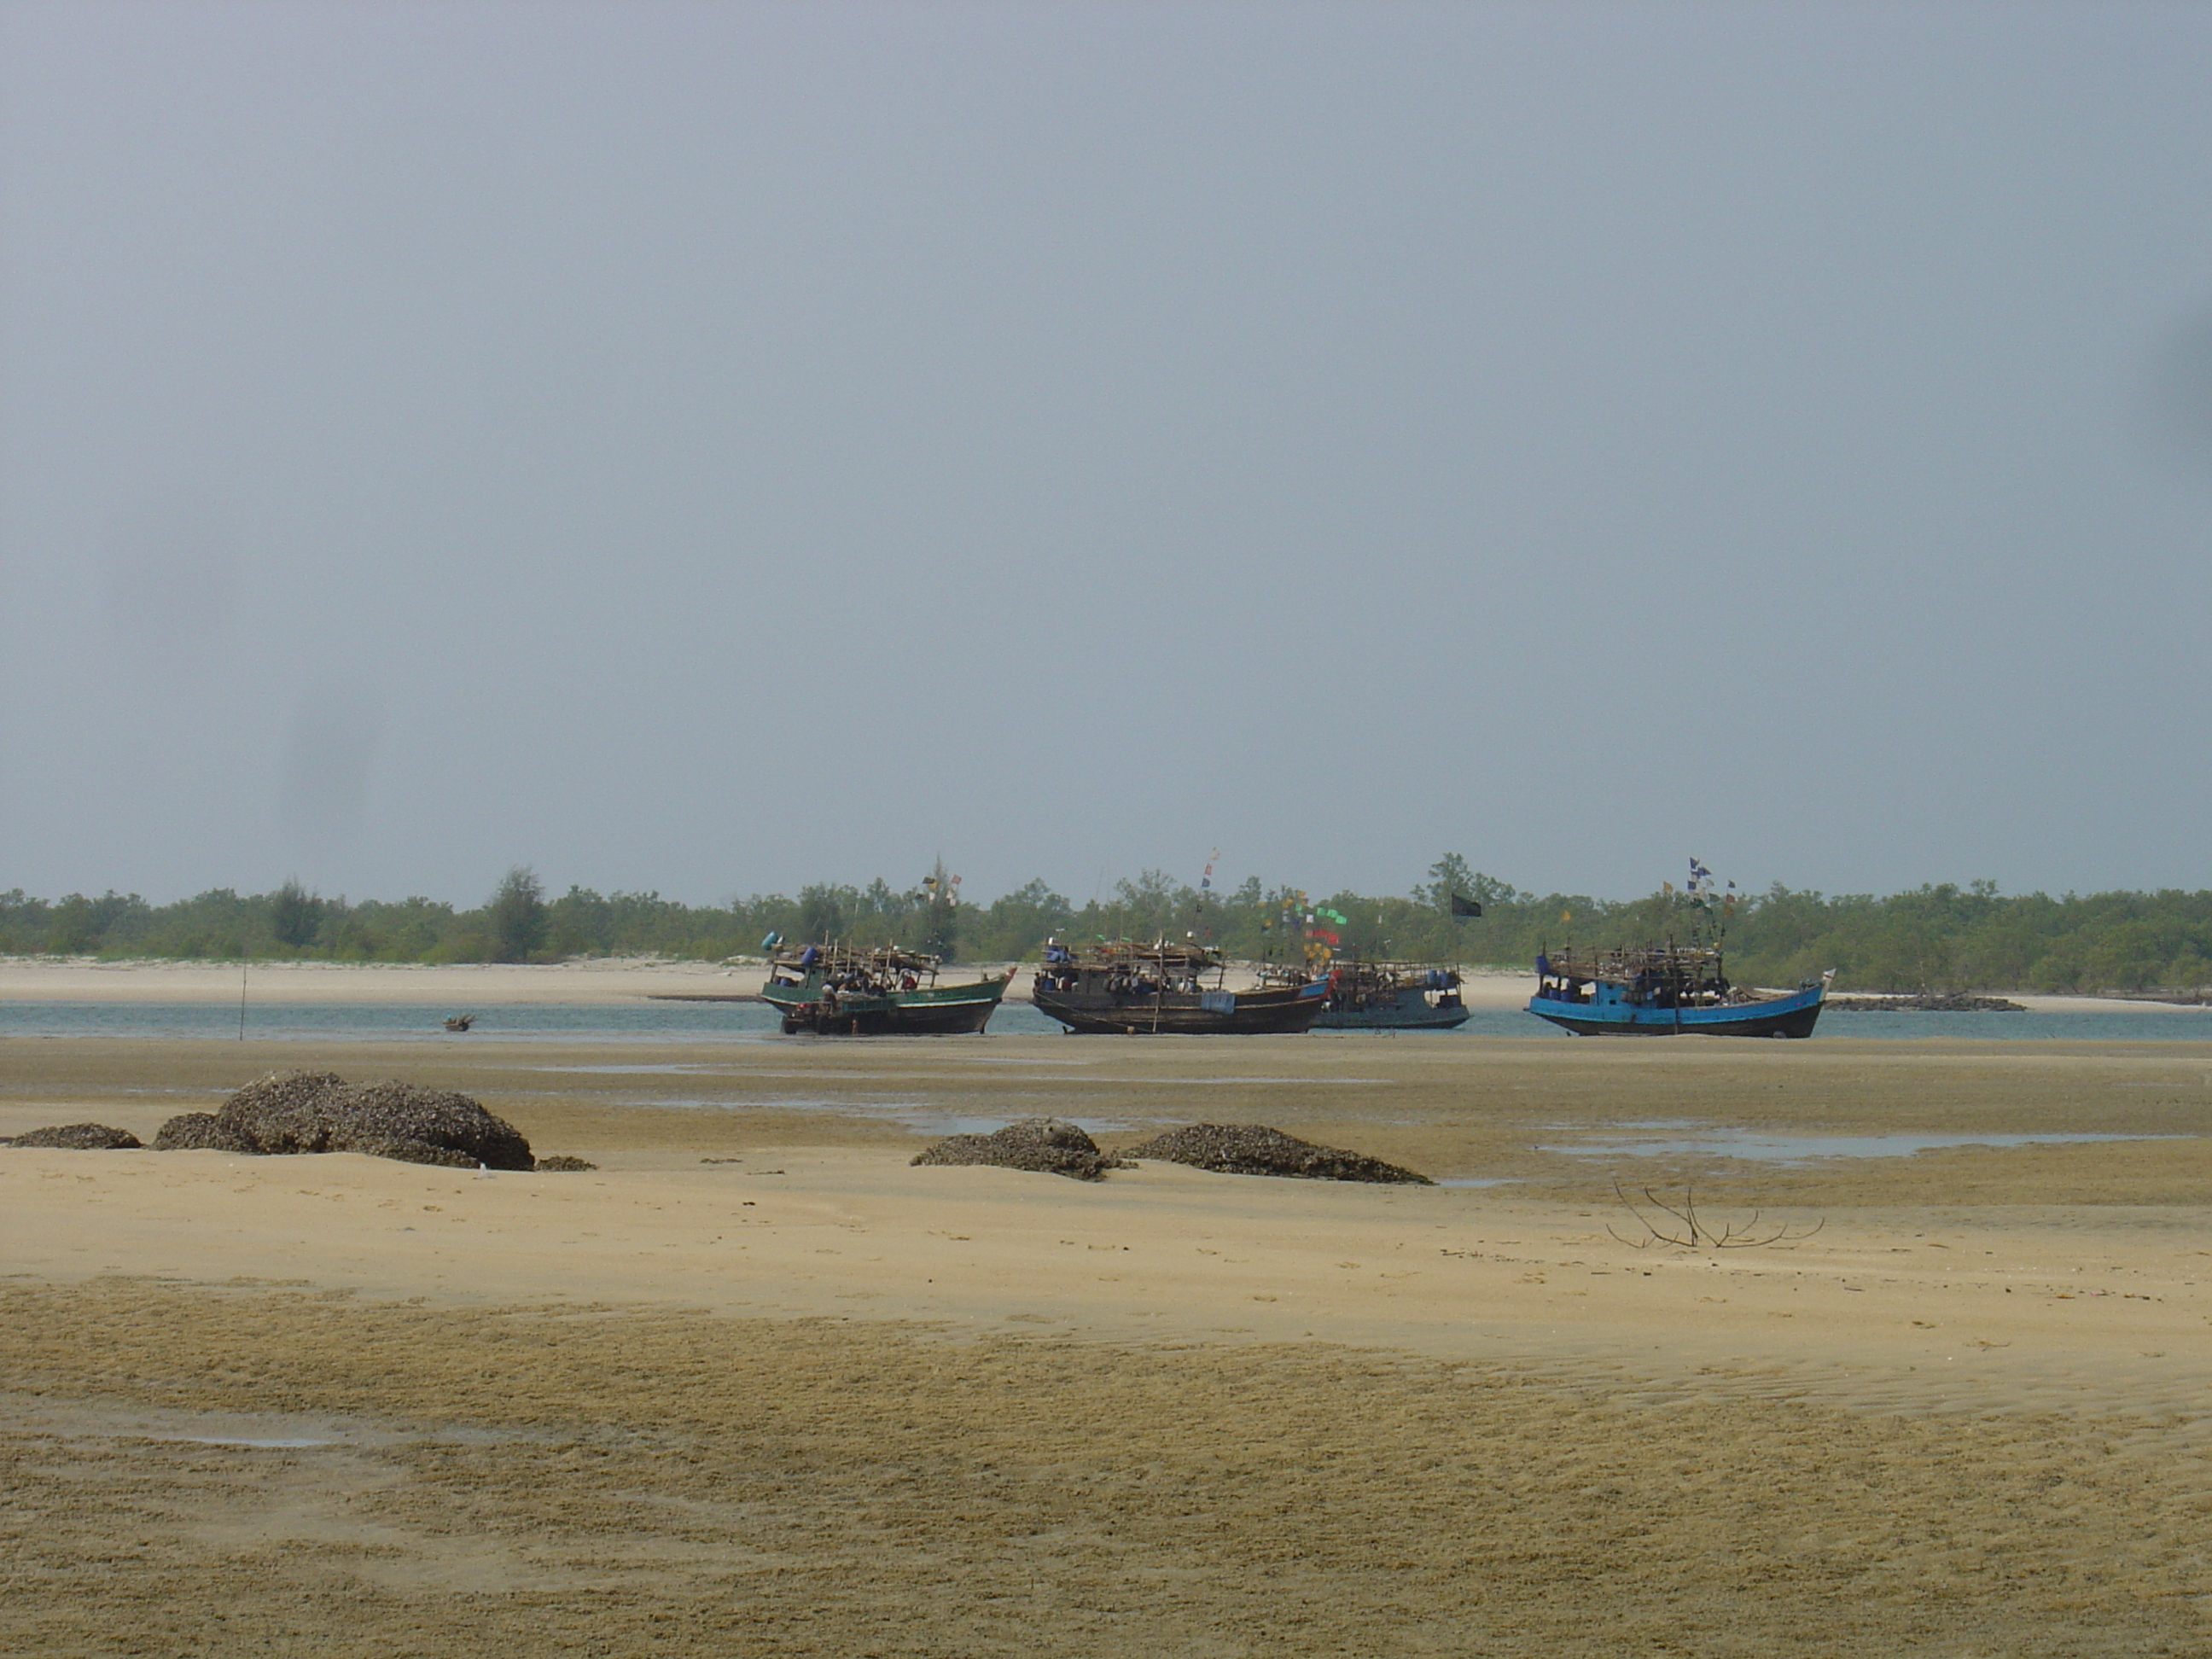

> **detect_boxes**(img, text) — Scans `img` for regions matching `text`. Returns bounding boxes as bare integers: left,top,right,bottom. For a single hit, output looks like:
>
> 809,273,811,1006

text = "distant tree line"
3,859,2211,994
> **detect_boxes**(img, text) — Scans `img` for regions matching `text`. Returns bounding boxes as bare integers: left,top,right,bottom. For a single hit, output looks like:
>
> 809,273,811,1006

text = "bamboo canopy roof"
1543,944,1725,983
1332,958,1460,986
770,942,940,978
1060,940,1222,971
1261,957,1457,990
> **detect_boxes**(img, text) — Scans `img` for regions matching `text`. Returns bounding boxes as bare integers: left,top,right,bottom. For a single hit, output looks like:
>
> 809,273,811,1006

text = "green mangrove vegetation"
3,859,2210,994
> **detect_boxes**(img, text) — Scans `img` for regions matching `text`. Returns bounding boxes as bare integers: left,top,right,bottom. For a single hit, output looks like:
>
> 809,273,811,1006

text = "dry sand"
3,1027,2209,1654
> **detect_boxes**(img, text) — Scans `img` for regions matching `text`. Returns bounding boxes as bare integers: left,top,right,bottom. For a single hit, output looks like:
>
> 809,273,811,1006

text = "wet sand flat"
3,1033,2209,1653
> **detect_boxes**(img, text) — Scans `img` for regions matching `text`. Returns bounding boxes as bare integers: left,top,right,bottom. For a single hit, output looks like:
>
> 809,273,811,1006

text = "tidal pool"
1541,1124,2187,1165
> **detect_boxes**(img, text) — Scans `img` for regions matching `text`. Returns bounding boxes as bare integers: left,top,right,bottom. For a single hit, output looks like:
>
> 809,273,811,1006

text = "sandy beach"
0,954,784,1005
0,952,2180,1017
0,953,1558,1008
4,999,2210,1652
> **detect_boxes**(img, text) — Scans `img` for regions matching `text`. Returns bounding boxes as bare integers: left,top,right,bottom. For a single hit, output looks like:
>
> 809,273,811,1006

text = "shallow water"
612,1092,1135,1138
4,998,2211,1043
536,1062,723,1074
0,999,788,1043
1499,1005,2212,1041
163,1435,337,1448
908,1113,1132,1136
1543,1124,2188,1164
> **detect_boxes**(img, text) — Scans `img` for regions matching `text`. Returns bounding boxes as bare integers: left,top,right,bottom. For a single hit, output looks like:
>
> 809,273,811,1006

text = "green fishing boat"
763,943,1012,1035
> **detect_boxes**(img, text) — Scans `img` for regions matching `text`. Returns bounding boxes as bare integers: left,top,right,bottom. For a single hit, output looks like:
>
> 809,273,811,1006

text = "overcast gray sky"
3,1,2209,909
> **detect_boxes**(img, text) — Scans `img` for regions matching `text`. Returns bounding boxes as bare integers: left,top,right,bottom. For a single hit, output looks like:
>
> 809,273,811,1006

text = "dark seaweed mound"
149,1070,537,1170
1118,1123,1431,1185
911,1117,1127,1182
209,1070,350,1155
4,1122,143,1150
533,1155,598,1172
150,1112,260,1154
324,1079,534,1170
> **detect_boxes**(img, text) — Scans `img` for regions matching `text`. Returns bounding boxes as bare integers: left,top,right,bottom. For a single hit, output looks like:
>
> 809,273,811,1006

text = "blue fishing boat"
1528,945,1830,1038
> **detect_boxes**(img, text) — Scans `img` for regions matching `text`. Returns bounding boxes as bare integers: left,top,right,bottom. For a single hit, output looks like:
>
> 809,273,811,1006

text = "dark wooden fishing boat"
763,944,1011,1036
1527,944,1830,1038
1031,940,1328,1034
1312,958,1470,1030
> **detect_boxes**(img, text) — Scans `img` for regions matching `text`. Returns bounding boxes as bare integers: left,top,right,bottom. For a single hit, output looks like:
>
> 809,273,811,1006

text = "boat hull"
1527,981,1825,1039
1315,986,1470,1031
1031,980,1328,1035
762,977,1007,1036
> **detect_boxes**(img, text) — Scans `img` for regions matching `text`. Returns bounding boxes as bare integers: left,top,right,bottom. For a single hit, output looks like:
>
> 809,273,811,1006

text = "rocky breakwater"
153,1070,537,1169
1119,1123,1431,1185
1829,992,2027,1013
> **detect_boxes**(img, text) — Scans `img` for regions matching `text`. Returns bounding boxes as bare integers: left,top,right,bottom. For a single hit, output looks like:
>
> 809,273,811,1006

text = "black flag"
1449,893,1482,917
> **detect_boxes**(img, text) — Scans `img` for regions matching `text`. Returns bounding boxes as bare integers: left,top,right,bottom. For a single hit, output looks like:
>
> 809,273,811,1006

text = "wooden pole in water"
238,961,247,1041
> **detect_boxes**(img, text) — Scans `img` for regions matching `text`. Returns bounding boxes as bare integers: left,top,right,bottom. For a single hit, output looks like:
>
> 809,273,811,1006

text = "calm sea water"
3,999,2210,1043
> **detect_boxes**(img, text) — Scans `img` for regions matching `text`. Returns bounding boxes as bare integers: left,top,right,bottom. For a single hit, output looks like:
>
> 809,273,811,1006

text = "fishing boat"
1527,944,1830,1038
1313,958,1470,1030
763,944,1011,1035
1031,940,1329,1034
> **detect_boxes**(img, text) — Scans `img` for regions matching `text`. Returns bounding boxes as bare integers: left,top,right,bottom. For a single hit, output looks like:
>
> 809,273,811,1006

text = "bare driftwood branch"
1607,1181,1824,1250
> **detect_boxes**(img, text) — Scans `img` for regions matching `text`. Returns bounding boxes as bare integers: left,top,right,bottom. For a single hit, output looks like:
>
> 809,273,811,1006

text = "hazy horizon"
5,3,2210,911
